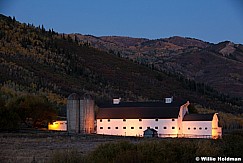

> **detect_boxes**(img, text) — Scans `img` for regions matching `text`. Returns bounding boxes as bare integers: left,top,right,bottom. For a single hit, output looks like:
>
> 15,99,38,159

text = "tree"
7,95,57,128
41,24,45,32
74,35,78,44
0,94,20,130
188,103,198,113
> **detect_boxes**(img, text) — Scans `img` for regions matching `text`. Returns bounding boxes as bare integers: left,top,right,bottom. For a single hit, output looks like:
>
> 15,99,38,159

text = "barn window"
194,127,196,130
188,127,190,130
108,127,110,129
123,119,126,122
60,123,63,125
100,127,103,129
115,127,118,129
131,127,134,129
108,119,110,122
155,126,158,129
172,127,175,129
199,127,202,130
155,118,158,121
100,119,102,122
123,127,126,129
172,119,175,121
163,127,167,129
205,127,208,130
179,127,180,130
139,127,142,129
139,118,142,121
54,122,58,124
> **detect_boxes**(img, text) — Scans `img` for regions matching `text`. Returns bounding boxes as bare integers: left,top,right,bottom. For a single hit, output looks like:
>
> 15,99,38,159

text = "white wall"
212,113,222,138
48,120,67,131
96,118,178,137
177,104,189,135
182,121,212,138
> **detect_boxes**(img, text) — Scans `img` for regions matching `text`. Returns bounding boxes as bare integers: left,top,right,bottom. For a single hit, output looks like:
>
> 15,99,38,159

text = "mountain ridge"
71,34,243,98
0,14,242,113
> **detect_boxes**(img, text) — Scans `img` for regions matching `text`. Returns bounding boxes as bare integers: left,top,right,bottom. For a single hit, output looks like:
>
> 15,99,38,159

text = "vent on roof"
165,97,173,103
113,98,121,104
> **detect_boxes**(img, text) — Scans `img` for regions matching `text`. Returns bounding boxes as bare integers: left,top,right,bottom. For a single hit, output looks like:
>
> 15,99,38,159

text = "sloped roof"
183,113,215,121
67,93,80,100
144,128,158,133
98,101,184,108
97,101,184,119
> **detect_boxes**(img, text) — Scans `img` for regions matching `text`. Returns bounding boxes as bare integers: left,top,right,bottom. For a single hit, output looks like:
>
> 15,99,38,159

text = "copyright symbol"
195,157,200,161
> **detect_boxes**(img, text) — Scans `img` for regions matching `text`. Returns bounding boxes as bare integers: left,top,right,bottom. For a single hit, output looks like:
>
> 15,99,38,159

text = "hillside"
0,14,242,113
73,34,243,98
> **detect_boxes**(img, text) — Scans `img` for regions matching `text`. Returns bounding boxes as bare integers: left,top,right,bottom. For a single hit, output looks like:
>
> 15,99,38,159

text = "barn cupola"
113,98,121,104
165,97,173,103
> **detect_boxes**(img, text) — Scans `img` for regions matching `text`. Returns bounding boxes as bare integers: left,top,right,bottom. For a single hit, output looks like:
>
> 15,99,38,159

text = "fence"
158,134,216,139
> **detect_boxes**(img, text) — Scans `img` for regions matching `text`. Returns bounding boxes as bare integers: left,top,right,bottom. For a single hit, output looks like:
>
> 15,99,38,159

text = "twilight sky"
1,0,243,43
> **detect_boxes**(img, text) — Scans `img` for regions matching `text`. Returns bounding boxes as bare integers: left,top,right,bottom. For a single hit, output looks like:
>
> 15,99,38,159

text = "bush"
49,133,243,163
0,106,20,130
221,131,243,157
49,149,85,163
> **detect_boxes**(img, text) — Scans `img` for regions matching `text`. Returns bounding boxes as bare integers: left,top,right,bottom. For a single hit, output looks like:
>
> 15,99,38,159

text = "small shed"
143,128,158,138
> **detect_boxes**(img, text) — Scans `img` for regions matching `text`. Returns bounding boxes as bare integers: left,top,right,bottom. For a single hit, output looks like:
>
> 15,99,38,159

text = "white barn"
96,100,222,139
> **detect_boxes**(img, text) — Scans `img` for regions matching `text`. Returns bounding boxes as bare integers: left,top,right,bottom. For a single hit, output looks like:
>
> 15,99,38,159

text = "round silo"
79,99,85,133
80,94,95,134
67,93,80,133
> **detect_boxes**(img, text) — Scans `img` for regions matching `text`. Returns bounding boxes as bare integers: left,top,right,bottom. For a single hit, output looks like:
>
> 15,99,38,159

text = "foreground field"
0,131,124,163
0,130,243,163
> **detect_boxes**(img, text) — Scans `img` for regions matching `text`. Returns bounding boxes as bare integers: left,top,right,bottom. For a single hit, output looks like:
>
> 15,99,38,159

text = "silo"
79,99,85,133
67,93,80,133
80,94,95,134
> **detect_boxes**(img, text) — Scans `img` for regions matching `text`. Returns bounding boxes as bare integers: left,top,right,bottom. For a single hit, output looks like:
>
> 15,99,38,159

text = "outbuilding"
143,128,158,138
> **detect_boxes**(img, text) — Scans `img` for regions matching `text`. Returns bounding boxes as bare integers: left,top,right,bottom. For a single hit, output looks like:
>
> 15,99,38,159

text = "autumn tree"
0,93,20,130
7,95,57,128
188,103,198,113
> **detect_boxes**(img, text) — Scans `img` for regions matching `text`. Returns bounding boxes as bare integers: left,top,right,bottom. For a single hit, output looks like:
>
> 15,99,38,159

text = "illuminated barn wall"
177,102,189,136
97,118,179,137
182,121,212,138
212,114,222,138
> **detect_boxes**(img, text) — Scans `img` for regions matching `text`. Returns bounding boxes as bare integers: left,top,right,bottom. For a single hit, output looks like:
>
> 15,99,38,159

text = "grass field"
0,131,127,163
0,130,242,163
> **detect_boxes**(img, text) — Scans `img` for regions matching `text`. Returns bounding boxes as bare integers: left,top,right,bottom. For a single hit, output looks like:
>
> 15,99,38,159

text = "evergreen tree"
12,16,16,22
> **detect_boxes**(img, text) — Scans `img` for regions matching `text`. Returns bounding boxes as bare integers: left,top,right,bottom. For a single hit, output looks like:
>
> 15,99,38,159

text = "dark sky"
1,0,243,43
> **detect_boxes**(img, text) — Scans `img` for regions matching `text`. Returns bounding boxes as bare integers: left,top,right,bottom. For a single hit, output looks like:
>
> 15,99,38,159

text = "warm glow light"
212,114,222,139
48,121,67,131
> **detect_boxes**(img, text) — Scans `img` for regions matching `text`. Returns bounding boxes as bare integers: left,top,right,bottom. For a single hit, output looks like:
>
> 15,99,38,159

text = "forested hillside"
73,34,243,98
0,14,242,113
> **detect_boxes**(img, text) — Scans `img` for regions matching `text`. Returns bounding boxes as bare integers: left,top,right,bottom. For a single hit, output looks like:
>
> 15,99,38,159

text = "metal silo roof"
67,93,80,100
83,93,93,100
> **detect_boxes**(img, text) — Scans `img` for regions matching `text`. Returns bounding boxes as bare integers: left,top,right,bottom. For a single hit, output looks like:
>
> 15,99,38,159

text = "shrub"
49,133,243,163
49,149,84,163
